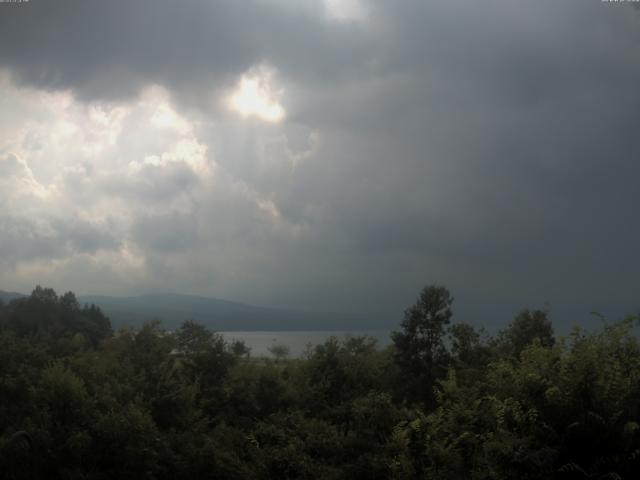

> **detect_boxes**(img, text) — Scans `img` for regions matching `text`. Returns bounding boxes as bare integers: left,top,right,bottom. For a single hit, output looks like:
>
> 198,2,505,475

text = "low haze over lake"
220,330,392,357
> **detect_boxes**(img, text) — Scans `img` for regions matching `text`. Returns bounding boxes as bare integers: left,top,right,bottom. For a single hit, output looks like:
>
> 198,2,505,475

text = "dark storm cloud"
0,0,373,103
0,0,638,325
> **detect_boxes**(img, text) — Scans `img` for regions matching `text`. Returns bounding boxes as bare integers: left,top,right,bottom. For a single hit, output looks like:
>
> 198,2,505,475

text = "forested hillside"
1,286,639,479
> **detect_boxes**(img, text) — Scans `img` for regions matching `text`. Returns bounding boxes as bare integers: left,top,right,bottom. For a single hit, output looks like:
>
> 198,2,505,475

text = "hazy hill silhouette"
1,290,388,331
0,290,25,304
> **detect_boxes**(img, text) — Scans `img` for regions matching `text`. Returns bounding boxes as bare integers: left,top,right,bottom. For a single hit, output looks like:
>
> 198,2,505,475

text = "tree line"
0,285,639,479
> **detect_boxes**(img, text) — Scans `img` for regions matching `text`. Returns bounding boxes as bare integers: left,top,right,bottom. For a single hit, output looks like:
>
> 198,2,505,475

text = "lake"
219,330,392,357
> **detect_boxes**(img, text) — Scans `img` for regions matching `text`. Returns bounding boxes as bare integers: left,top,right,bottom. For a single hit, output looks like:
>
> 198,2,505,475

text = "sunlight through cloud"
324,0,368,22
227,64,286,123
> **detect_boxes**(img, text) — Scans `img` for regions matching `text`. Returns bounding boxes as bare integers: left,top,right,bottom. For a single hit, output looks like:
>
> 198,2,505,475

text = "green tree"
268,343,291,362
391,285,453,406
175,320,238,416
499,309,555,358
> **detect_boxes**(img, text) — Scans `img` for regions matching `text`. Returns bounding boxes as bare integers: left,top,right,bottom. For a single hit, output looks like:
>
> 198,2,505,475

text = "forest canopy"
1,285,639,479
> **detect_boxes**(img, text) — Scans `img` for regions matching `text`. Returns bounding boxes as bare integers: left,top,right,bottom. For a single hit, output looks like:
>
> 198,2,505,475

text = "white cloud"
0,75,211,274
0,71,315,296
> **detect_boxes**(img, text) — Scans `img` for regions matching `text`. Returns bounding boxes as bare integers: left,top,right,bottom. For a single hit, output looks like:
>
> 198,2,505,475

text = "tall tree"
391,285,453,406
499,309,555,358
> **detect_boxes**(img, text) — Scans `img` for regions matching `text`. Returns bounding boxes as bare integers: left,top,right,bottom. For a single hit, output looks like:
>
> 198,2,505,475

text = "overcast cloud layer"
0,0,638,326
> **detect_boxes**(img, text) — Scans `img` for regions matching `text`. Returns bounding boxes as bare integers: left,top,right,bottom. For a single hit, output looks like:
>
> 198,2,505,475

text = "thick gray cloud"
0,0,638,329
0,214,120,265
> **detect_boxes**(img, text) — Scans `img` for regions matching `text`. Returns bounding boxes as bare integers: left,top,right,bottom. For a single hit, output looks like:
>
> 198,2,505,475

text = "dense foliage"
1,285,639,479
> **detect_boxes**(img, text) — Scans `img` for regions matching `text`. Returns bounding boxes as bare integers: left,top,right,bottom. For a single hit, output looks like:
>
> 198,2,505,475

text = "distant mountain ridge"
0,290,390,331
0,290,26,304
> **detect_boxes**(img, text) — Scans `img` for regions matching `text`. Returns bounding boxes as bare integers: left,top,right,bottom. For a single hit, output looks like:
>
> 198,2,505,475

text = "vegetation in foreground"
1,285,639,479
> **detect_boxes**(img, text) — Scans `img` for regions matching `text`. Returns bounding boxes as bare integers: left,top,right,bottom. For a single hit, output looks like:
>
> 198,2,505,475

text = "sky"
0,0,639,327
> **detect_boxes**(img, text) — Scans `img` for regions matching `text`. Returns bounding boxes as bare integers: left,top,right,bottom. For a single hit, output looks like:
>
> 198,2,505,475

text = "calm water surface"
220,330,392,357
